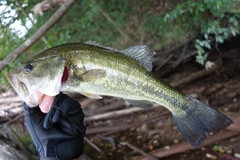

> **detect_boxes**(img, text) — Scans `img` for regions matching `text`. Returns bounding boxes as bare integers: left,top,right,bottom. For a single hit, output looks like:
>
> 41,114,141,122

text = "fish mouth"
7,72,29,98
7,72,44,107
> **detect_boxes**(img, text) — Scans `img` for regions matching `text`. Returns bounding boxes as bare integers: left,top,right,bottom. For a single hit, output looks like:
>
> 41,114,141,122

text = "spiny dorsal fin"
120,45,155,71
84,41,118,52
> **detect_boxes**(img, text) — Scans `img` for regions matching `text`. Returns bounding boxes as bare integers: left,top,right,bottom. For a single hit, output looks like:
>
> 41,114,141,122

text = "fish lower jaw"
25,92,44,107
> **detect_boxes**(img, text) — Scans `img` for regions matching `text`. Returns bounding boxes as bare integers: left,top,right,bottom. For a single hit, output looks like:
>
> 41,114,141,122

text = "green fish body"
7,42,233,146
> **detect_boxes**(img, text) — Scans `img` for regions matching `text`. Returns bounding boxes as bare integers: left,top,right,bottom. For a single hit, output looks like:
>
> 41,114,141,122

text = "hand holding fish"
23,93,85,159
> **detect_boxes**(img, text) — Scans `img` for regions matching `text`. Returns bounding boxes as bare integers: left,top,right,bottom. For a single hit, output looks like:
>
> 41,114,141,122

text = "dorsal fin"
120,45,155,71
85,42,155,71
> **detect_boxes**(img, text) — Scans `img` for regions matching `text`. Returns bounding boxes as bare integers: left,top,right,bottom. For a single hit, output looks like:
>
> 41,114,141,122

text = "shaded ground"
0,36,240,160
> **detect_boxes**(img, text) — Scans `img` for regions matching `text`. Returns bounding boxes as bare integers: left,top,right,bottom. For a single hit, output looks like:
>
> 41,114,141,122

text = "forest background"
1,0,240,90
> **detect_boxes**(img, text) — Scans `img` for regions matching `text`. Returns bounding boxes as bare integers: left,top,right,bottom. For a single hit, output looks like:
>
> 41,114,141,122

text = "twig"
102,111,170,136
225,112,240,132
217,153,239,160
101,9,133,42
80,98,99,108
215,43,222,55
182,50,197,60
86,110,170,135
15,0,49,45
0,113,21,124
33,0,67,16
155,54,173,71
85,105,160,123
99,136,116,149
121,142,158,160
86,125,120,135
2,113,24,127
0,0,77,72
155,35,196,57
0,96,22,103
87,100,126,115
172,42,188,68
85,107,143,122
227,123,240,132
84,137,107,160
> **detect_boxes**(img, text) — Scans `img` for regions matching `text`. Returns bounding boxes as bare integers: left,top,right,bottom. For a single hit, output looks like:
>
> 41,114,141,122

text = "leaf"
204,33,209,40
216,36,224,43
230,28,236,36
204,41,211,49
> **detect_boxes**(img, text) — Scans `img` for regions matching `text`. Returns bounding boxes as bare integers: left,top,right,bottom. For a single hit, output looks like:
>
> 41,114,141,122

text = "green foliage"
162,0,240,64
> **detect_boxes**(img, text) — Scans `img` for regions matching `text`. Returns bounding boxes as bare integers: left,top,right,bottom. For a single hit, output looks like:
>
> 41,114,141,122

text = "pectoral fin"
124,99,154,108
77,69,106,82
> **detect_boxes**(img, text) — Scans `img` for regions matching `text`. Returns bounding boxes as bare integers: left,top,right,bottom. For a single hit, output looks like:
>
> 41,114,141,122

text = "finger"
39,95,56,113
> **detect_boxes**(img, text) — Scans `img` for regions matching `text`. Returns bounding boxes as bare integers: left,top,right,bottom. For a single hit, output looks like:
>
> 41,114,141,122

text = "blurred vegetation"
1,0,240,91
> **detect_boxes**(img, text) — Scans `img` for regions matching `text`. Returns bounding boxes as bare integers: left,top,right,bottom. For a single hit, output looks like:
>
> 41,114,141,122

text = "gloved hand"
24,93,86,160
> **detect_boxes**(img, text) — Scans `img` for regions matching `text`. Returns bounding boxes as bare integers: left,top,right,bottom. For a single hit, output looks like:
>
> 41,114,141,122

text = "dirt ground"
0,37,240,160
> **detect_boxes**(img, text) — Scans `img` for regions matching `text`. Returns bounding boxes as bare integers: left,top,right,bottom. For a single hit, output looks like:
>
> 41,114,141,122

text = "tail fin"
173,96,233,146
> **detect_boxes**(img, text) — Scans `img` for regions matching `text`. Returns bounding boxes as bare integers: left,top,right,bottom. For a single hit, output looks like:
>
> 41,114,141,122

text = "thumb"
39,95,55,113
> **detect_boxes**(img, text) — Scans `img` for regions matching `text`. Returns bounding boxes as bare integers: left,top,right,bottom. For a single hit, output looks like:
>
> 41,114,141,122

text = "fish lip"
7,72,18,89
7,72,29,98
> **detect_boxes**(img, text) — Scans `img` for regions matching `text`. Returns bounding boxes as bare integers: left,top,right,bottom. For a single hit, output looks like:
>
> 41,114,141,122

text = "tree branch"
0,0,77,72
170,61,221,87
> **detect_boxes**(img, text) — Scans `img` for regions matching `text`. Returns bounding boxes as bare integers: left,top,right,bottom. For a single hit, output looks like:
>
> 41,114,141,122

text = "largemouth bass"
7,42,232,146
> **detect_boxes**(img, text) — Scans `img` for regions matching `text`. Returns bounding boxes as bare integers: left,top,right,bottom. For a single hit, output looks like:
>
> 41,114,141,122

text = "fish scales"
54,44,188,113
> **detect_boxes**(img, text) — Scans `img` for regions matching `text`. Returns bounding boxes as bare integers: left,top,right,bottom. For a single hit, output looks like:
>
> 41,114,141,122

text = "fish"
7,42,233,146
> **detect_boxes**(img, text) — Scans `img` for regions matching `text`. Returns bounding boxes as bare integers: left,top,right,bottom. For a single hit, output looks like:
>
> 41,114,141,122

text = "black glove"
24,93,86,160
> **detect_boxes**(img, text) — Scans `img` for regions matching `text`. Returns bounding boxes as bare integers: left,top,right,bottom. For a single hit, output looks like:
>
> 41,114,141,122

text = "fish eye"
24,64,33,73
